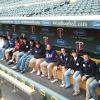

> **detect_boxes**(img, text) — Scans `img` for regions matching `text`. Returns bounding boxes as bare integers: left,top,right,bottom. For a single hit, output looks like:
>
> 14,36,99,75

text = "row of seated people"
0,34,100,100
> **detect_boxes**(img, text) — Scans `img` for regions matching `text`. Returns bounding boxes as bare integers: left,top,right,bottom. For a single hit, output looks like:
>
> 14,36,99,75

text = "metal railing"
0,63,70,100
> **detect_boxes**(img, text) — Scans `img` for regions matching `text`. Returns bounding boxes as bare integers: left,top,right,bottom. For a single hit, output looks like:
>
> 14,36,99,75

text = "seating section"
56,51,100,96
0,0,100,17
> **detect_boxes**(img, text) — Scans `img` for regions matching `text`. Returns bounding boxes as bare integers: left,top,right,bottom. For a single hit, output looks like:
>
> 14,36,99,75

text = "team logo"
56,39,66,46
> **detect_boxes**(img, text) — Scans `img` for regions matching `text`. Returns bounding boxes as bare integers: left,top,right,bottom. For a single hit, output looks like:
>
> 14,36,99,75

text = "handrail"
0,63,70,100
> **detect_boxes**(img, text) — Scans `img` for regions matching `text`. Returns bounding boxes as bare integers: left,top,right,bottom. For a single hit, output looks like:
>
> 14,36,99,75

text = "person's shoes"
8,60,14,65
0,58,4,61
41,74,45,78
51,79,58,83
89,98,95,100
20,70,26,74
36,70,41,76
65,85,71,89
72,91,80,96
48,77,51,80
60,83,65,87
30,69,36,73
5,59,9,62
8,59,13,63
8,61,13,65
11,66,17,70
16,69,20,72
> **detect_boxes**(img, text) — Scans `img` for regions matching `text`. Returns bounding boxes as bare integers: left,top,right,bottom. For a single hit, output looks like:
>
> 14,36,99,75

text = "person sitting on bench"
63,50,83,96
88,63,100,100
40,44,57,80
79,53,97,100
51,48,71,84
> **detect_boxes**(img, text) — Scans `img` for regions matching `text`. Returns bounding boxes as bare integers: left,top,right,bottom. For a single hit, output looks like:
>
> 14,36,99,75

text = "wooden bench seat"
56,50,100,95
56,68,100,96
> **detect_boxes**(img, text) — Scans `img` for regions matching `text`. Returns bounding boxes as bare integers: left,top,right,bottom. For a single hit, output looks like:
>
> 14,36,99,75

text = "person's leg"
7,48,14,60
19,53,28,71
29,58,37,73
17,52,25,62
52,66,58,79
35,58,44,75
5,48,13,60
15,51,20,63
72,71,80,95
24,55,34,70
47,62,55,79
5,48,9,60
12,53,26,70
50,66,58,83
20,54,32,70
51,66,65,83
89,79,100,100
8,51,19,65
73,71,80,92
86,77,95,100
15,55,24,69
0,48,3,59
61,67,66,84
12,51,19,61
64,68,71,88
1,48,5,60
40,61,48,76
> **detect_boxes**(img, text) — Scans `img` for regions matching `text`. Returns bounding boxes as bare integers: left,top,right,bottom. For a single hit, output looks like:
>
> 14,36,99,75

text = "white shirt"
74,57,77,61
0,39,4,48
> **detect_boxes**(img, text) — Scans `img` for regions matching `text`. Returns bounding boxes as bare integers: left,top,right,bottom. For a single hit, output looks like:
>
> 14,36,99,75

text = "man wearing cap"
63,50,83,95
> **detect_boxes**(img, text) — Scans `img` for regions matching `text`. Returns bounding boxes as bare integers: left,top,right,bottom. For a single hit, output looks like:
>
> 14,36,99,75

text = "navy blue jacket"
34,45,45,59
80,59,97,78
56,53,71,68
8,39,15,48
69,56,83,71
28,46,34,55
3,40,9,49
95,63,100,81
20,43,29,52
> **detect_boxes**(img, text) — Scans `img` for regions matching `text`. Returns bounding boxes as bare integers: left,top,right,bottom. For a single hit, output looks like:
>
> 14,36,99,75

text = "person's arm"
89,61,97,77
68,57,73,69
80,61,85,77
56,55,62,66
51,50,57,62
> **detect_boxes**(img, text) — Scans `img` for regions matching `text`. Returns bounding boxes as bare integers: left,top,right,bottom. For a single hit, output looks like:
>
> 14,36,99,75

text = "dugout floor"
0,60,90,100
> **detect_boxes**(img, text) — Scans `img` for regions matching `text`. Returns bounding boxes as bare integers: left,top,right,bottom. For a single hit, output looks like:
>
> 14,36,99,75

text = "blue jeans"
73,71,80,92
25,54,34,68
16,53,28,70
20,54,34,71
64,68,80,91
17,51,25,62
0,48,5,59
89,79,100,100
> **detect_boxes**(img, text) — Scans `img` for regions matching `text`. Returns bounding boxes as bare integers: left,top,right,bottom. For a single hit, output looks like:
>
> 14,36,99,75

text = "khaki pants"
29,58,37,68
40,61,55,78
5,48,14,60
53,66,66,79
12,51,19,63
29,58,44,70
86,77,95,100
